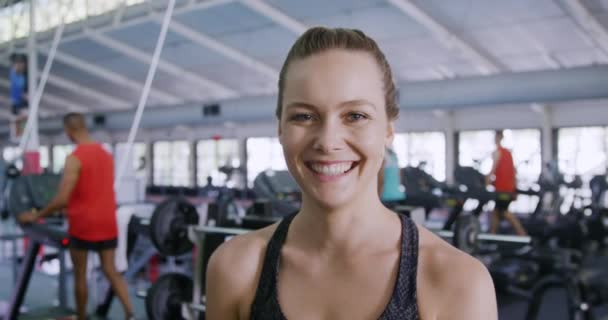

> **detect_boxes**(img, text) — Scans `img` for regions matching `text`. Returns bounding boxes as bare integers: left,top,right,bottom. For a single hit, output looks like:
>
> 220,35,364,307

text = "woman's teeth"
310,162,353,176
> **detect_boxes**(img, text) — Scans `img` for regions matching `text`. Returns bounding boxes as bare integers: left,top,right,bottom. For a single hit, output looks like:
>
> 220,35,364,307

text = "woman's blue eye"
290,114,313,122
347,113,367,122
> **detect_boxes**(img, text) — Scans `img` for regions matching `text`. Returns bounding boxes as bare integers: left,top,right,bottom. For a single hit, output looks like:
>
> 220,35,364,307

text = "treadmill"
4,174,75,320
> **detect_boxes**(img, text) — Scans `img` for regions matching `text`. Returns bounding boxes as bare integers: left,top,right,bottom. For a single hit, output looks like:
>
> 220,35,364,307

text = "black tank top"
250,214,419,319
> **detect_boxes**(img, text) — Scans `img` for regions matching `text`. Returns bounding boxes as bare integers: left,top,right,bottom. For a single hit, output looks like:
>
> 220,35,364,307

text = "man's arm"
18,155,80,223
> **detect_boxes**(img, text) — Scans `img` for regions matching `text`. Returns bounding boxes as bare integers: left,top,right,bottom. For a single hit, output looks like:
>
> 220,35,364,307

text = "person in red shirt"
486,130,527,236
18,113,134,320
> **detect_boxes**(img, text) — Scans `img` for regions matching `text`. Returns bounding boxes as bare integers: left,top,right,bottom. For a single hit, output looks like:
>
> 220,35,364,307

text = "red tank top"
67,143,118,241
494,146,516,193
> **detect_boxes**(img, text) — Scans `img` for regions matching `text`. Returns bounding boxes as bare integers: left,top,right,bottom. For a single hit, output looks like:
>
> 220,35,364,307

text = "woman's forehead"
283,50,385,107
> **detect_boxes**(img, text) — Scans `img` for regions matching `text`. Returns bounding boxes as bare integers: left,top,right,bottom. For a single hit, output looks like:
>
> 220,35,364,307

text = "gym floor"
0,262,146,319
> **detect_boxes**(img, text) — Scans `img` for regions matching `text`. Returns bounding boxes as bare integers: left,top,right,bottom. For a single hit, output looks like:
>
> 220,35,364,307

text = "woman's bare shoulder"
416,225,497,320
205,223,278,318
208,223,277,282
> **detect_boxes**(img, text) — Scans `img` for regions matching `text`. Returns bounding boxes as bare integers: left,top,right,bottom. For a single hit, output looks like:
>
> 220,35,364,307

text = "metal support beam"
240,0,307,34
167,20,279,81
436,110,455,184
532,103,554,165
0,74,86,112
85,30,237,99
41,95,88,113
46,74,132,109
0,95,15,119
387,0,504,74
112,0,129,27
0,94,53,118
515,26,563,69
432,64,456,79
398,65,608,109
561,0,608,57
48,50,182,105
4,64,608,135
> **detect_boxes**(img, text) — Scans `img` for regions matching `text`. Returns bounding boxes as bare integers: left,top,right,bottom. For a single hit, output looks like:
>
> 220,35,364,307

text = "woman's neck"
291,191,396,253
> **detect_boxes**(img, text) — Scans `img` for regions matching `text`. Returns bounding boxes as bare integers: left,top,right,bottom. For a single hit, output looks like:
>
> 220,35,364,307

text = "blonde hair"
276,27,399,121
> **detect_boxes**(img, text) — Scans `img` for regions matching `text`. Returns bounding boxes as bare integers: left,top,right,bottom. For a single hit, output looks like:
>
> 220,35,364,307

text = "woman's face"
279,49,394,209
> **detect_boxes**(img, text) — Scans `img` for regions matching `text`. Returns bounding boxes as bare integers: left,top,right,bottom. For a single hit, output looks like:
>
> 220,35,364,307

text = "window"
115,142,147,174
558,127,608,179
393,132,446,181
246,137,287,186
2,146,49,171
459,129,542,214
196,139,240,187
52,144,75,173
458,129,542,186
39,146,49,170
0,0,145,43
2,146,22,169
153,141,192,186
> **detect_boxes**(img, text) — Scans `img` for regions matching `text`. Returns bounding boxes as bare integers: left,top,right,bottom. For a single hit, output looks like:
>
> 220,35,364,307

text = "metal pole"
58,249,67,307
115,0,176,190
18,22,65,153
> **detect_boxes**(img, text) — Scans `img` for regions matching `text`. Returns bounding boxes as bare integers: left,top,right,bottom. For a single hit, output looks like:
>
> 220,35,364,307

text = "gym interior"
1,0,608,319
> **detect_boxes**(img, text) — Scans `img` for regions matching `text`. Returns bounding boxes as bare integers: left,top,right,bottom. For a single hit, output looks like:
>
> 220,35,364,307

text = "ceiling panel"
304,2,429,40
216,25,296,63
159,40,236,68
266,0,385,21
188,62,275,95
105,22,192,52
174,2,273,38
500,54,557,72
381,35,460,67
554,49,608,67
411,0,564,31
582,0,608,12
58,38,122,62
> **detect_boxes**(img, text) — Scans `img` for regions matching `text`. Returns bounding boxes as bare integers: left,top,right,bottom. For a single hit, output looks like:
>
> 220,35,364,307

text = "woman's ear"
386,122,395,148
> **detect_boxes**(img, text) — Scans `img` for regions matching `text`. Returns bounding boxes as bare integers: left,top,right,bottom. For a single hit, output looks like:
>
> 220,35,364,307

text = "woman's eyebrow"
339,99,377,110
284,102,316,111
284,99,377,111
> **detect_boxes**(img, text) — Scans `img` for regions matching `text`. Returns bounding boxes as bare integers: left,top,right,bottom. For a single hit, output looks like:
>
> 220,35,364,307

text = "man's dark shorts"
69,236,117,251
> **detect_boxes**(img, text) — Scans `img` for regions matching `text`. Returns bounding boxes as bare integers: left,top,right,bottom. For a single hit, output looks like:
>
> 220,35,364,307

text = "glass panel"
153,141,192,186
196,139,240,187
558,127,607,178
52,144,75,173
393,132,446,181
246,137,287,186
459,129,543,214
459,129,542,185
39,146,49,170
2,146,23,169
115,142,147,172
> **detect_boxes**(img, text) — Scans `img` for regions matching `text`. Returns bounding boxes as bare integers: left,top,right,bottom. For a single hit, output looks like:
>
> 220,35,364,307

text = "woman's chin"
305,189,357,210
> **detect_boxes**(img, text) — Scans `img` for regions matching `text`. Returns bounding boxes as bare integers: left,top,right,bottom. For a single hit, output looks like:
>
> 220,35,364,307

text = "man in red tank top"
487,130,527,236
18,113,134,320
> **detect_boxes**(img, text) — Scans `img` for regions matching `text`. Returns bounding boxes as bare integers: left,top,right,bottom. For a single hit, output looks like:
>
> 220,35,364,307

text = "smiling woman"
205,27,497,320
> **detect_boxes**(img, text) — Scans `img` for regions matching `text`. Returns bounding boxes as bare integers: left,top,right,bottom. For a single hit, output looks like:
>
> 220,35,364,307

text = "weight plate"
453,215,480,255
150,197,199,256
146,273,193,320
